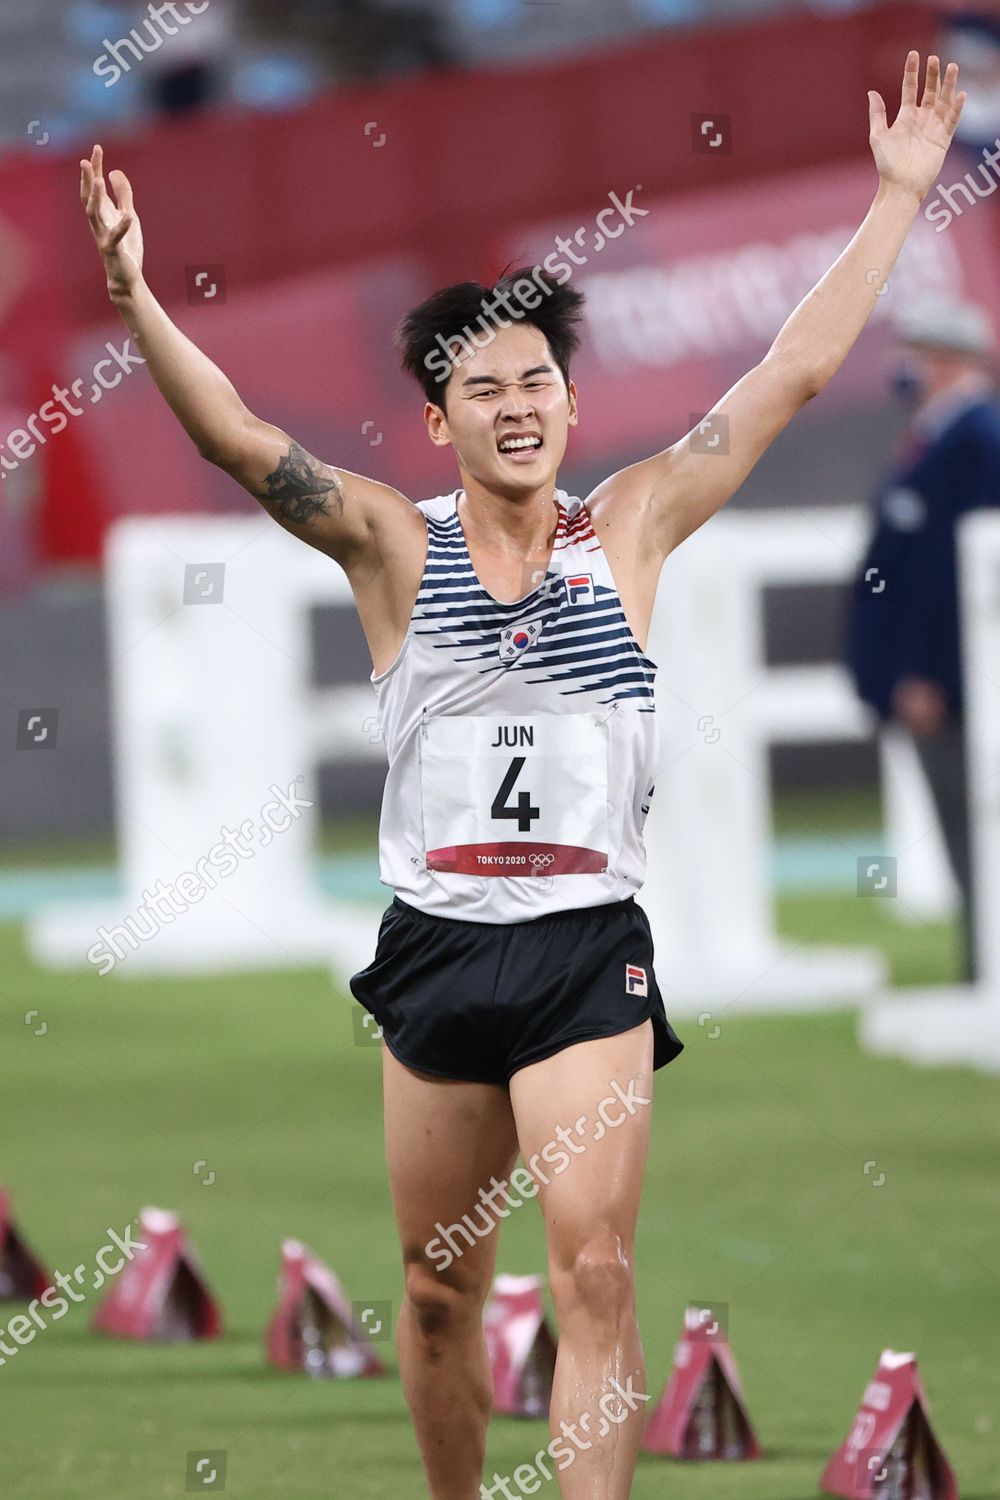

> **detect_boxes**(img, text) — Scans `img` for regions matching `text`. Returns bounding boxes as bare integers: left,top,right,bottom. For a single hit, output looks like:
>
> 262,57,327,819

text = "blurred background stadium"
2,1,999,1497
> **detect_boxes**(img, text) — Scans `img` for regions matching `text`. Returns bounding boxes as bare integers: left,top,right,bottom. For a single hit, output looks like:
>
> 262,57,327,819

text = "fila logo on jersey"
625,964,648,996
565,573,594,606
499,618,544,662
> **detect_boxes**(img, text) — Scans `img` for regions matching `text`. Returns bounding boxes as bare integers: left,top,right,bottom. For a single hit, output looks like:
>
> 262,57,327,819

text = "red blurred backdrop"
6,0,994,570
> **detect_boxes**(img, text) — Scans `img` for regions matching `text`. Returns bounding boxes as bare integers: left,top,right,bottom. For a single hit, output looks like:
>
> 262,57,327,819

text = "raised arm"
590,52,967,558
79,144,422,574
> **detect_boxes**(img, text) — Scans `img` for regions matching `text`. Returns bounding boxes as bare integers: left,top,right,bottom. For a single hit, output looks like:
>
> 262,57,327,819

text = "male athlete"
82,52,964,1500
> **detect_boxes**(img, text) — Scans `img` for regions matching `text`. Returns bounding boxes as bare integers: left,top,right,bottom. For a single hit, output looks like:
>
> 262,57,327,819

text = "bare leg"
508,1022,655,1500
382,1043,520,1500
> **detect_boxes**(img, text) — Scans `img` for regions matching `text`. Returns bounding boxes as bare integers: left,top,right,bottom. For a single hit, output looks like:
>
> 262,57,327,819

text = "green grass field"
1,804,998,1499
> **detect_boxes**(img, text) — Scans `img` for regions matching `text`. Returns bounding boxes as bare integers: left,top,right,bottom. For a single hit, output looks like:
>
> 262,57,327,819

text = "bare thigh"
508,1021,655,1273
382,1044,521,1299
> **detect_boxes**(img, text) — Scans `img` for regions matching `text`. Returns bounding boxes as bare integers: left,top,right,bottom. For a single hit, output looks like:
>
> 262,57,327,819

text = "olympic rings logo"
529,853,555,868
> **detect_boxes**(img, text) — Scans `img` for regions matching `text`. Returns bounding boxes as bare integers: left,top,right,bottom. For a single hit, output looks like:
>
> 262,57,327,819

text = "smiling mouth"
498,435,543,457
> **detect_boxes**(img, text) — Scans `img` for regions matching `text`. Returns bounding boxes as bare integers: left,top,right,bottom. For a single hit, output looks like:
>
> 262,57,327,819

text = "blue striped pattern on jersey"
412,508,656,706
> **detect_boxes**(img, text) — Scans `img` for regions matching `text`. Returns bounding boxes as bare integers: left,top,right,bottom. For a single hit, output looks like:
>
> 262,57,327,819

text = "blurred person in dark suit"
845,298,1000,982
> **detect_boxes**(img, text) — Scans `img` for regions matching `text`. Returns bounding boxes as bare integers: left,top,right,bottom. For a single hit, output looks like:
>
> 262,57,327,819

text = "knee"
402,1246,488,1341
551,1230,635,1325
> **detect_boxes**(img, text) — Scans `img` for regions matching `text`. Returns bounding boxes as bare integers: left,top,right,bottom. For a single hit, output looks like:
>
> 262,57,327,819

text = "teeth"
499,436,542,452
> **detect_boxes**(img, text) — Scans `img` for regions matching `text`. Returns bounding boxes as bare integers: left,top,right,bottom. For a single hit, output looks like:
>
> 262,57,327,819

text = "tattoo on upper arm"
255,442,344,525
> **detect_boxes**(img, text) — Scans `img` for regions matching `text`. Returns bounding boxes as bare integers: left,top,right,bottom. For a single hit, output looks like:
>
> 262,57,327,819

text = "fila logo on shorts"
499,618,544,663
564,573,594,606
625,964,648,996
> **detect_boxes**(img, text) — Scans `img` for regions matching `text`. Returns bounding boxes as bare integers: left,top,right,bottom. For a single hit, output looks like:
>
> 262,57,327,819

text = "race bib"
420,712,610,878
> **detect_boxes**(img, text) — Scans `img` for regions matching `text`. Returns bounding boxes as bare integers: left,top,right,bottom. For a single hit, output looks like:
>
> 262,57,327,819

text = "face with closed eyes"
424,322,578,498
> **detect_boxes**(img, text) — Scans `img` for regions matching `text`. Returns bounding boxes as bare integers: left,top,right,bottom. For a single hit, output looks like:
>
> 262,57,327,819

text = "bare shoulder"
579,466,669,650
236,432,428,671
336,473,429,677
329,463,427,553
335,464,427,594
356,482,428,603
582,460,665,568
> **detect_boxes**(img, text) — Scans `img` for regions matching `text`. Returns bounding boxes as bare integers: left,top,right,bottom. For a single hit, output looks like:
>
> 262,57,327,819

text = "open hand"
869,52,966,202
80,143,143,300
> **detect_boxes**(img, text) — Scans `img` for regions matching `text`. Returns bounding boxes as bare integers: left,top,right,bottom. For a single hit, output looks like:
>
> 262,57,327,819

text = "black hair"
394,265,585,409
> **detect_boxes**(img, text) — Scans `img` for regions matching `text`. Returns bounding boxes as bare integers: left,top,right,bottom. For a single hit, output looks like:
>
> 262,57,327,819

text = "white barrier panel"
861,510,1000,1072
878,726,958,922
28,518,381,978
644,508,889,1012
28,505,969,1025
964,509,1000,987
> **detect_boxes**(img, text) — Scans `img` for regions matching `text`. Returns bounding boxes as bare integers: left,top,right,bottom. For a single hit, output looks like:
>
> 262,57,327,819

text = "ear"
425,400,452,448
567,379,579,427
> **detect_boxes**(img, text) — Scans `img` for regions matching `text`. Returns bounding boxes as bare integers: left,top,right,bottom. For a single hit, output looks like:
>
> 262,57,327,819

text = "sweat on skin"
479,1376,652,1497
425,1076,652,1270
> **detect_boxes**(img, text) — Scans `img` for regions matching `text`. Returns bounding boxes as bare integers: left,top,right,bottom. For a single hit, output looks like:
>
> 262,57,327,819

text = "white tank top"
372,488,658,922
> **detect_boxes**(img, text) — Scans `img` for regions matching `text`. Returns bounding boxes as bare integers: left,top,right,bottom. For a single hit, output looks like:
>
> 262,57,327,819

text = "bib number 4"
420,713,610,878
491,758,540,833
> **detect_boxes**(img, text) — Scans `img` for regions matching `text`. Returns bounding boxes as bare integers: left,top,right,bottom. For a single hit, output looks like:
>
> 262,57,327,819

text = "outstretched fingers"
89,143,105,197
868,89,888,138
85,175,108,228
945,86,967,137
919,54,940,109
893,51,965,140
108,168,134,217
937,61,966,136
80,145,106,220
900,48,919,110
79,143,130,241
938,60,958,109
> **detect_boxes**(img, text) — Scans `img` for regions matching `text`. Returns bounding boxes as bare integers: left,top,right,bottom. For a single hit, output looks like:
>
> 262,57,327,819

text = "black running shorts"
349,895,684,1085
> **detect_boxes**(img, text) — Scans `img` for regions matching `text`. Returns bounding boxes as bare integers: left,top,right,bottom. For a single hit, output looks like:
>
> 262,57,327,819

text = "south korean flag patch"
625,964,648,996
499,618,544,664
